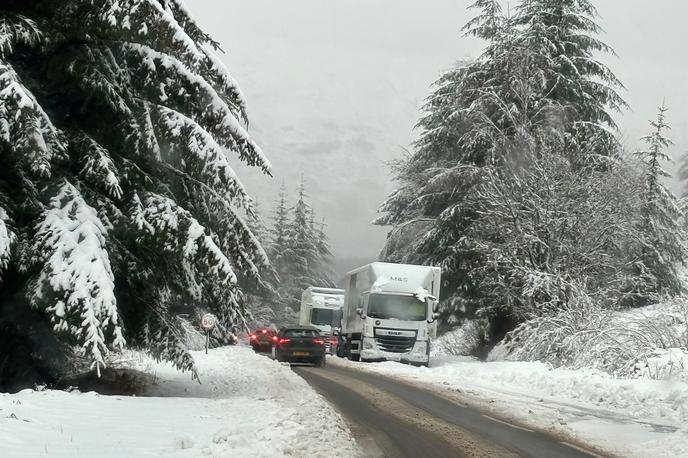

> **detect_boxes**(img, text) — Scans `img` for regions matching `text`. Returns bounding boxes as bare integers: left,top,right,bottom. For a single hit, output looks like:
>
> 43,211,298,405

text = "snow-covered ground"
329,356,688,457
0,347,359,457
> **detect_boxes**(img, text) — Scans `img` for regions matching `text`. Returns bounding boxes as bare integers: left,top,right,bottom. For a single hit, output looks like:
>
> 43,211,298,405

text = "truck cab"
299,287,345,354
341,263,441,366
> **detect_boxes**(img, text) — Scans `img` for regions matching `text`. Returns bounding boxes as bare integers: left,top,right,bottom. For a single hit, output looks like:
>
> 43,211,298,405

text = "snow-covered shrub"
495,298,688,380
635,348,688,383
433,320,487,357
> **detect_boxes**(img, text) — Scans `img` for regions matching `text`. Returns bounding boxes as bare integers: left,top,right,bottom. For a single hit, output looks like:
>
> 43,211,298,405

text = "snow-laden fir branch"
31,181,125,375
0,62,65,176
0,205,14,278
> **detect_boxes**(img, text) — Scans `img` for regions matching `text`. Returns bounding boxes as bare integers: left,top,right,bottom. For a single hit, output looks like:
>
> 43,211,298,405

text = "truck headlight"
363,338,374,350
413,341,427,354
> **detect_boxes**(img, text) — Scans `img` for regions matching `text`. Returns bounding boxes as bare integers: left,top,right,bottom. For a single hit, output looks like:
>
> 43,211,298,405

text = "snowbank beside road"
329,356,688,457
0,347,359,457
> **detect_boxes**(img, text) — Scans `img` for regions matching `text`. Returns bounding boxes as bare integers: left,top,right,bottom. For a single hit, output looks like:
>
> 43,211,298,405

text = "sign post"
200,313,217,355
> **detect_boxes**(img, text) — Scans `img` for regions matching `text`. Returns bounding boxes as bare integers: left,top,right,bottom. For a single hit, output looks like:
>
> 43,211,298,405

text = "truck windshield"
311,308,334,326
367,294,427,321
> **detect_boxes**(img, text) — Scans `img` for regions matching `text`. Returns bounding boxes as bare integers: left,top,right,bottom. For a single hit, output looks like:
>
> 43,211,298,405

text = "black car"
273,326,326,367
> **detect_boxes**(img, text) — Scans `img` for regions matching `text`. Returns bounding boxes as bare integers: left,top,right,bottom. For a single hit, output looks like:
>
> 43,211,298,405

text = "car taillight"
249,334,256,340
261,329,268,334
278,338,290,345
313,339,325,345
272,336,278,342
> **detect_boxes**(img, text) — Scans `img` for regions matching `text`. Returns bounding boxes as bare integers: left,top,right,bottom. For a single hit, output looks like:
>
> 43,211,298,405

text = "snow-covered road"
0,347,359,457
327,355,688,457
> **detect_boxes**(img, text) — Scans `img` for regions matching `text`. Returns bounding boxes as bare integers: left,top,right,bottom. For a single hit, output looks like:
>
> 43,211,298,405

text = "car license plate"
293,351,310,356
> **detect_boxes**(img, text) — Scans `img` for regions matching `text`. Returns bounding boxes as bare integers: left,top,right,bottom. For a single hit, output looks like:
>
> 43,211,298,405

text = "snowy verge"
328,355,688,457
0,346,359,457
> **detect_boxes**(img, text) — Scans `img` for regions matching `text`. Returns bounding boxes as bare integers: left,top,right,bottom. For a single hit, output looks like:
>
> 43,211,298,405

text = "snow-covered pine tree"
243,201,279,327
376,0,629,341
267,184,290,281
0,0,270,383
511,0,626,156
247,201,270,247
629,104,686,304
375,1,516,326
280,181,321,311
462,0,507,43
312,216,336,287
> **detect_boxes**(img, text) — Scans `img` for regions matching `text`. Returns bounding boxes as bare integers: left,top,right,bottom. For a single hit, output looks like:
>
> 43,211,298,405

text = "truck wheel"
348,353,360,362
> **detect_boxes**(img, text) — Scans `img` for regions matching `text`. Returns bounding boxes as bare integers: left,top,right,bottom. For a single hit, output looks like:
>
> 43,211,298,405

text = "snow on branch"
167,179,270,281
71,132,124,200
0,61,65,176
199,44,249,125
120,43,270,173
0,14,42,58
31,181,124,375
74,0,249,124
0,205,14,278
134,192,238,295
65,44,135,118
163,0,216,46
151,105,249,206
83,0,204,66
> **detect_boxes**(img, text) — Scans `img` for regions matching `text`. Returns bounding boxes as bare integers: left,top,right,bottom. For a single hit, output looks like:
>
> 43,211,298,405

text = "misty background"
188,0,688,279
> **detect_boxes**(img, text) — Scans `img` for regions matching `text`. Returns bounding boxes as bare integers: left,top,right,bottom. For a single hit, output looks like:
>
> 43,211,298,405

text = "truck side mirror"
332,329,340,336
427,312,440,324
356,307,363,317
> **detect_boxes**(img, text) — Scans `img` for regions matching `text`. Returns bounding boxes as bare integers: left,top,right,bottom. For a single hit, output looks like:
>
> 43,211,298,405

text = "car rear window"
284,329,319,338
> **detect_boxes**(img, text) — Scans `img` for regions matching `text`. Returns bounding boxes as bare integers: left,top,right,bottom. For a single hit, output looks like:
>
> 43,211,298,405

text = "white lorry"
339,262,441,366
299,287,345,353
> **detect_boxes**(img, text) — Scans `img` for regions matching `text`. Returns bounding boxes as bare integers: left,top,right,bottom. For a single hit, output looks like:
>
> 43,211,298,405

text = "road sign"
200,313,216,331
201,313,217,354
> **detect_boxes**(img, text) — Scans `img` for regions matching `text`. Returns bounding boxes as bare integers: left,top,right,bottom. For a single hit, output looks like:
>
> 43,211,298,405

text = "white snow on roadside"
329,356,688,457
0,346,359,457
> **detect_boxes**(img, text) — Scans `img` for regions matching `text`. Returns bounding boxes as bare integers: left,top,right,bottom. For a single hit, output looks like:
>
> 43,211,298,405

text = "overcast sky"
188,0,688,264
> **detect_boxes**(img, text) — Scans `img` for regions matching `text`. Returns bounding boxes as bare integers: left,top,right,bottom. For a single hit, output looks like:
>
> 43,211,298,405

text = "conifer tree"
281,181,319,310
241,202,280,327
462,0,507,43
312,217,336,287
267,184,290,289
512,0,626,154
247,201,270,251
630,105,686,303
376,0,628,335
0,0,270,382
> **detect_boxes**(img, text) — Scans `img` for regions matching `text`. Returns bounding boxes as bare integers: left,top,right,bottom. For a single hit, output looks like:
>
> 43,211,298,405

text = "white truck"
340,262,441,366
299,287,345,353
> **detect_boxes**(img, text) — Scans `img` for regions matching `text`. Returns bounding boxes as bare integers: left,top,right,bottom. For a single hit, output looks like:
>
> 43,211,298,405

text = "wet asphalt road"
293,361,605,458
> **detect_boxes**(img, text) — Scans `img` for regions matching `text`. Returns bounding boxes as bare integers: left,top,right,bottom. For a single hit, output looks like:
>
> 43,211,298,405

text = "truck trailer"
299,287,345,353
340,262,440,366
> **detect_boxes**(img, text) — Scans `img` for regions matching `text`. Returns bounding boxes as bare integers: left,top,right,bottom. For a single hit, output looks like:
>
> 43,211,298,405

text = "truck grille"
375,335,415,353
